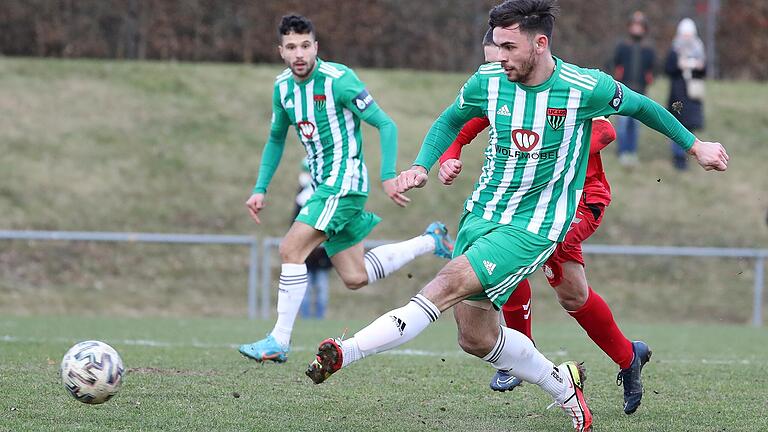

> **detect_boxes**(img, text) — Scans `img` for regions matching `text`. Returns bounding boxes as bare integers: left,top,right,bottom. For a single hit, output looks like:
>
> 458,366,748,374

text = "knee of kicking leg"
457,331,495,357
340,272,368,290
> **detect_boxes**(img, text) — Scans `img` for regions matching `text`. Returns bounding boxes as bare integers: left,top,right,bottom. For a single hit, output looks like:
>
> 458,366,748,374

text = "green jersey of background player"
306,1,728,431
238,15,454,363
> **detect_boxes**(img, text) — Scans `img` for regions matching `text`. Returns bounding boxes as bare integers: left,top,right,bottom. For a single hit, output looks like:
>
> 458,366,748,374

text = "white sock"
341,294,440,367
483,326,568,403
270,263,308,347
364,235,435,284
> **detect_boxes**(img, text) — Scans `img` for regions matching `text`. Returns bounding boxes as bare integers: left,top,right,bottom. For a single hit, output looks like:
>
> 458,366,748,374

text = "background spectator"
665,18,706,171
612,11,656,168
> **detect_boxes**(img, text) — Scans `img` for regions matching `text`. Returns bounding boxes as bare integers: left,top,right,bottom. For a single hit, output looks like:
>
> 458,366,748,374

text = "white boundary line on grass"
2,335,764,365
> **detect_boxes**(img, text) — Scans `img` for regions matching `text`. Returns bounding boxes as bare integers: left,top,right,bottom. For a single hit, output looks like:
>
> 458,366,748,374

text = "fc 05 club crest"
546,108,566,131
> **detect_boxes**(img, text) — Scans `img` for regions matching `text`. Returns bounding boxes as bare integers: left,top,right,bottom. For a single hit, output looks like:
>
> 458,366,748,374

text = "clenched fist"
438,159,463,185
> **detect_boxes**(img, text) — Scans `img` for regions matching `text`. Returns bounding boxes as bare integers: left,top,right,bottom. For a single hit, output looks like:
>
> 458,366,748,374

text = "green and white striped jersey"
255,58,396,195
415,57,694,242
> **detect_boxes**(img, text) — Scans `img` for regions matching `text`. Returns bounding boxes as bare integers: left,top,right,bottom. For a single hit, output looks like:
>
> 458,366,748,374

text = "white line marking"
2,336,764,365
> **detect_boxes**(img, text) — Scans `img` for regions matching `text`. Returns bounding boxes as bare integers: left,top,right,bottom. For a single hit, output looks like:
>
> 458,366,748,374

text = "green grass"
0,57,767,322
1,316,767,431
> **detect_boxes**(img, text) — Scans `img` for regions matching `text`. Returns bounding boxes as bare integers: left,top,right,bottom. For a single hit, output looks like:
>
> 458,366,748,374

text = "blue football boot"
238,335,289,363
490,369,523,392
617,340,652,414
424,221,454,259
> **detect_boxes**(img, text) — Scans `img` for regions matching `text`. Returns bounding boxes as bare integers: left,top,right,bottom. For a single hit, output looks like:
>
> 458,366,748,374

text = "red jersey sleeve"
590,118,617,155
439,116,490,164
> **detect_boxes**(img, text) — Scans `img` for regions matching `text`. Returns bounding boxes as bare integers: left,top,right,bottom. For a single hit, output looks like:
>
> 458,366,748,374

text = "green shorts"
295,185,381,257
453,211,557,309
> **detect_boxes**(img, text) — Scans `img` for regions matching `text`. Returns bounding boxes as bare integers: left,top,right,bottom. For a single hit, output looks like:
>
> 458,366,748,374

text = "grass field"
1,316,767,431
1,57,767,322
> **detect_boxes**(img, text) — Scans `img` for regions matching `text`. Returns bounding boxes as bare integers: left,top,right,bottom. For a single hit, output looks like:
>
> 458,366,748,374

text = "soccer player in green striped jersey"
239,15,455,364
307,2,728,430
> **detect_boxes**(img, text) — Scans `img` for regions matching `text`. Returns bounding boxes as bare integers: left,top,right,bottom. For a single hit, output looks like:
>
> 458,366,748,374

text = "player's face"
483,44,501,63
279,32,318,79
493,25,542,83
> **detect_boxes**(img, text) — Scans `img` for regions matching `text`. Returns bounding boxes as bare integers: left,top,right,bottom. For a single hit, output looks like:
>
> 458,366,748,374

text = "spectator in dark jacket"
612,11,656,167
665,18,706,170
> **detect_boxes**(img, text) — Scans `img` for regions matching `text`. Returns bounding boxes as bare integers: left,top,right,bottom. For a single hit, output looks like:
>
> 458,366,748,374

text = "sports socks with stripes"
482,326,569,403
270,263,308,347
363,235,436,284
340,294,440,367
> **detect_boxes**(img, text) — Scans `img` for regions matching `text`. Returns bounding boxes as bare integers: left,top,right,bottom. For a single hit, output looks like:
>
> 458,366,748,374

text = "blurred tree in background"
0,0,764,79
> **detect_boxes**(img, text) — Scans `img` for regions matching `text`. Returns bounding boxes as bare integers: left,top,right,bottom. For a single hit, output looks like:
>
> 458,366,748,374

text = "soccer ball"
60,340,125,404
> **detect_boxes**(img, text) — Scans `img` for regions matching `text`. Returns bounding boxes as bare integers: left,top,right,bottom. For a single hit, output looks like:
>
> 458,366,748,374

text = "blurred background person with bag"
666,18,706,171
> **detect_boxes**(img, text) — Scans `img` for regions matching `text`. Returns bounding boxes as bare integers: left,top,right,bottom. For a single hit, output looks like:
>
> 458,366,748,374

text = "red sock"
501,279,533,341
568,287,634,369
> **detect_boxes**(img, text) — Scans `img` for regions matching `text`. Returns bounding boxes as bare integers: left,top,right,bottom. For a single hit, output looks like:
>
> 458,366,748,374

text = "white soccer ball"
60,340,125,404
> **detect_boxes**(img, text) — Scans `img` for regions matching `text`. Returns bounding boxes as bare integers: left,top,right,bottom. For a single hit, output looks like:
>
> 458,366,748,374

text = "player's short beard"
291,58,315,79
507,47,537,83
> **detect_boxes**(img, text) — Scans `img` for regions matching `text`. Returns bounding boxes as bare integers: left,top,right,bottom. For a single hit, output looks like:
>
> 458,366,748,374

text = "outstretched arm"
363,107,410,207
247,91,291,224
362,107,398,182
251,124,289,195
587,74,728,171
398,75,484,193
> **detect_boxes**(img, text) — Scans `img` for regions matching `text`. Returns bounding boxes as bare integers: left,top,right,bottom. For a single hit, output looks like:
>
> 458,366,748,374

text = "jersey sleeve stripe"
559,74,595,91
561,65,598,85
560,69,597,89
319,64,344,78
276,69,292,82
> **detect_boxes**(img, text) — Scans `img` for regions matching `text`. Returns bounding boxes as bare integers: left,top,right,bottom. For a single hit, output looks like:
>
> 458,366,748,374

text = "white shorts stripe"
486,243,557,301
315,195,340,231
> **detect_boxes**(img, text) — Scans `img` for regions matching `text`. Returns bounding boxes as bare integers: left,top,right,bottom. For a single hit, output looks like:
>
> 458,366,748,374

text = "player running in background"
239,15,454,364
436,27,650,414
306,1,727,430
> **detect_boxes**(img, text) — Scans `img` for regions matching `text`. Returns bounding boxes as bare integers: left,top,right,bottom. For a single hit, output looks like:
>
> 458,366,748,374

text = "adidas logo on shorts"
483,260,497,275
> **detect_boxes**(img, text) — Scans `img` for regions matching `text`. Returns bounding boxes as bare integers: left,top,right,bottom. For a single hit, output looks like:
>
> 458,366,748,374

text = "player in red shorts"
437,30,651,415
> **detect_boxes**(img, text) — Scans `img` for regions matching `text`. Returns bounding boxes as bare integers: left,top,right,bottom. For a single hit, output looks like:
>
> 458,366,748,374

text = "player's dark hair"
278,14,315,41
482,27,495,46
488,0,559,40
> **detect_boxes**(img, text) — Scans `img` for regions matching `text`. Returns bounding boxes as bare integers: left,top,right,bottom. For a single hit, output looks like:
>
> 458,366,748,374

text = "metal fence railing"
2,230,766,326
0,230,260,318
260,239,768,327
